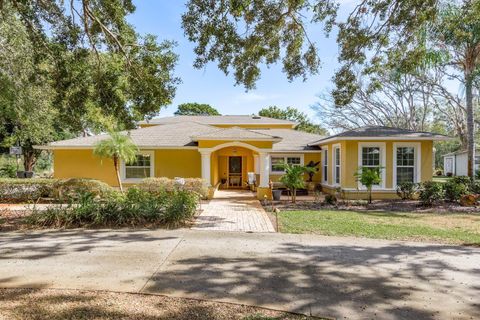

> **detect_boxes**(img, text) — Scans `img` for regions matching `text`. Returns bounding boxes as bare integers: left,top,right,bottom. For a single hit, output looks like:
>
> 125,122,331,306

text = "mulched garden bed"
265,199,480,214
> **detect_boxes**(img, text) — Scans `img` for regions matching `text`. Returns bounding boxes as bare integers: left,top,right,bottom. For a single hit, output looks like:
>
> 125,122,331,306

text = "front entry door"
228,156,242,188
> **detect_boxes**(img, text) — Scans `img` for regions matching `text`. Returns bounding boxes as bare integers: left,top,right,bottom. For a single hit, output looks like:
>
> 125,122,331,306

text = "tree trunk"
113,156,123,192
465,71,475,179
368,186,372,204
23,150,37,172
292,188,296,203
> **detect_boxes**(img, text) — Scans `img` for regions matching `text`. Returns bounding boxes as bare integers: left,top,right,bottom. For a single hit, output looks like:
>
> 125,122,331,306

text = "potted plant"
305,160,320,191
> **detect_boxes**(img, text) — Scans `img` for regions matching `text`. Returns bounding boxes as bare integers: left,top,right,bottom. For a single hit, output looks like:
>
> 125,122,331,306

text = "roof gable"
310,126,451,145
193,126,282,141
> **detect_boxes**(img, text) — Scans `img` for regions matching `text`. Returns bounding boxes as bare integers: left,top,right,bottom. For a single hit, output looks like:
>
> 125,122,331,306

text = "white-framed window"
121,151,154,182
358,142,386,189
270,154,303,174
322,147,328,183
393,143,421,186
333,144,341,185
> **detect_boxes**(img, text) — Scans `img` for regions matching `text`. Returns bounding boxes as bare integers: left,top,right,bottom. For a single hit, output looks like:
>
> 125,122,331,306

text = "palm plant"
279,163,315,203
354,167,382,204
93,132,138,192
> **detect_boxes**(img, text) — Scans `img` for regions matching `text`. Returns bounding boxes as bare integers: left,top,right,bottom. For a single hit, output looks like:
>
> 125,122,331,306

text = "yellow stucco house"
37,115,449,200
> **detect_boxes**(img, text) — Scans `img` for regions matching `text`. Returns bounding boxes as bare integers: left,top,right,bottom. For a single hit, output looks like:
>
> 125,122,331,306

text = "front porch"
198,142,273,200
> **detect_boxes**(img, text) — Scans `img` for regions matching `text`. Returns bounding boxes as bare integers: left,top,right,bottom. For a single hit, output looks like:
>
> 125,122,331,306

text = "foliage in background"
93,132,138,192
354,167,382,204
174,103,220,116
0,2,179,171
258,106,328,135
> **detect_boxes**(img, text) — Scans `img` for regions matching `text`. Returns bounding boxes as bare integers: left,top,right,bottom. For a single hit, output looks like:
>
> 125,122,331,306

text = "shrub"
470,181,480,194
53,178,116,200
139,177,208,199
444,179,469,202
26,186,199,228
396,182,418,200
0,163,17,178
476,170,480,180
434,169,443,176
0,178,56,203
323,194,337,205
419,181,444,206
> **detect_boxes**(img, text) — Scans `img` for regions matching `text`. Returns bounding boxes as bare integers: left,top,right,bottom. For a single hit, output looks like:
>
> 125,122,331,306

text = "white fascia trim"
198,141,273,154
332,143,341,187
313,135,452,145
270,149,320,153
269,153,305,175
322,146,329,183
120,150,155,183
358,142,386,190
35,145,199,150
393,142,421,186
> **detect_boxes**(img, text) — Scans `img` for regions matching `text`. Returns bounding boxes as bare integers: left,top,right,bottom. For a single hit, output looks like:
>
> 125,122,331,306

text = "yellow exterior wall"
154,149,201,179
53,149,119,186
54,149,202,187
319,139,434,199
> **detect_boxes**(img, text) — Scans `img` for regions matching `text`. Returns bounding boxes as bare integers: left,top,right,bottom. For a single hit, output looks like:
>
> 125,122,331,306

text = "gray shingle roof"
193,127,281,141
252,129,325,151
310,126,451,145
44,122,219,148
139,115,296,126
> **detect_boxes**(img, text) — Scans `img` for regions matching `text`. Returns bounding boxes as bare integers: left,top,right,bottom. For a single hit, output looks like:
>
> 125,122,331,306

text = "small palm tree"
354,167,382,204
93,131,138,192
280,163,316,203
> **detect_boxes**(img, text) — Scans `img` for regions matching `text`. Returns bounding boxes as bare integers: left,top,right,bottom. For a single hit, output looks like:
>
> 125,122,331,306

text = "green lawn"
279,210,480,245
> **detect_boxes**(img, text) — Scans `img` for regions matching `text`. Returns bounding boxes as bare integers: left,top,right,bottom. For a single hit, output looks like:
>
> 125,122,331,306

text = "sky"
126,1,356,122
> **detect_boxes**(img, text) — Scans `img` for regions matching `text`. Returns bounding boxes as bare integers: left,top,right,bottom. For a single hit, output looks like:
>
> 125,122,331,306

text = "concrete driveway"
1,229,479,319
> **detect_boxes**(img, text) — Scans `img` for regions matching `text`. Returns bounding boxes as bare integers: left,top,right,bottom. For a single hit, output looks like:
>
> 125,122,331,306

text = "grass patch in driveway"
279,210,480,245
0,289,315,320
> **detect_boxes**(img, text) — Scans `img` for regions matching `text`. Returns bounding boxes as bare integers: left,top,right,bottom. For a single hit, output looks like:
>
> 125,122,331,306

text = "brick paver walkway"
193,189,275,232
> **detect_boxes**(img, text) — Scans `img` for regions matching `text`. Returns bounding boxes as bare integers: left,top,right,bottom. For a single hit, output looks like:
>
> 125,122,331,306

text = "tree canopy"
174,103,220,116
259,106,327,135
0,1,180,170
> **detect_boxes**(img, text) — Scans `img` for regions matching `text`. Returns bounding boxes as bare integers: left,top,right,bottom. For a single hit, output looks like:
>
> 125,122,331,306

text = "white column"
200,151,211,186
258,152,270,188
253,154,259,174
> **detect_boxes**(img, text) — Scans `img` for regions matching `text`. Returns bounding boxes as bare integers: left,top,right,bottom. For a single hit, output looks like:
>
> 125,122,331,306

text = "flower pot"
24,171,34,178
272,189,283,201
16,171,25,178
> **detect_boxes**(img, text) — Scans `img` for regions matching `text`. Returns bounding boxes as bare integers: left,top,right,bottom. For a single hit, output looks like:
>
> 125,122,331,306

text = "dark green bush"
396,182,418,200
0,178,56,203
53,178,116,200
470,181,480,194
444,179,469,202
0,163,17,178
323,194,337,205
26,186,199,228
419,181,444,206
451,176,471,185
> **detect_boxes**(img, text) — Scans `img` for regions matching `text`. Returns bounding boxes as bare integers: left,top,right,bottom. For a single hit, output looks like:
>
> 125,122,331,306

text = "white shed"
443,150,480,176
